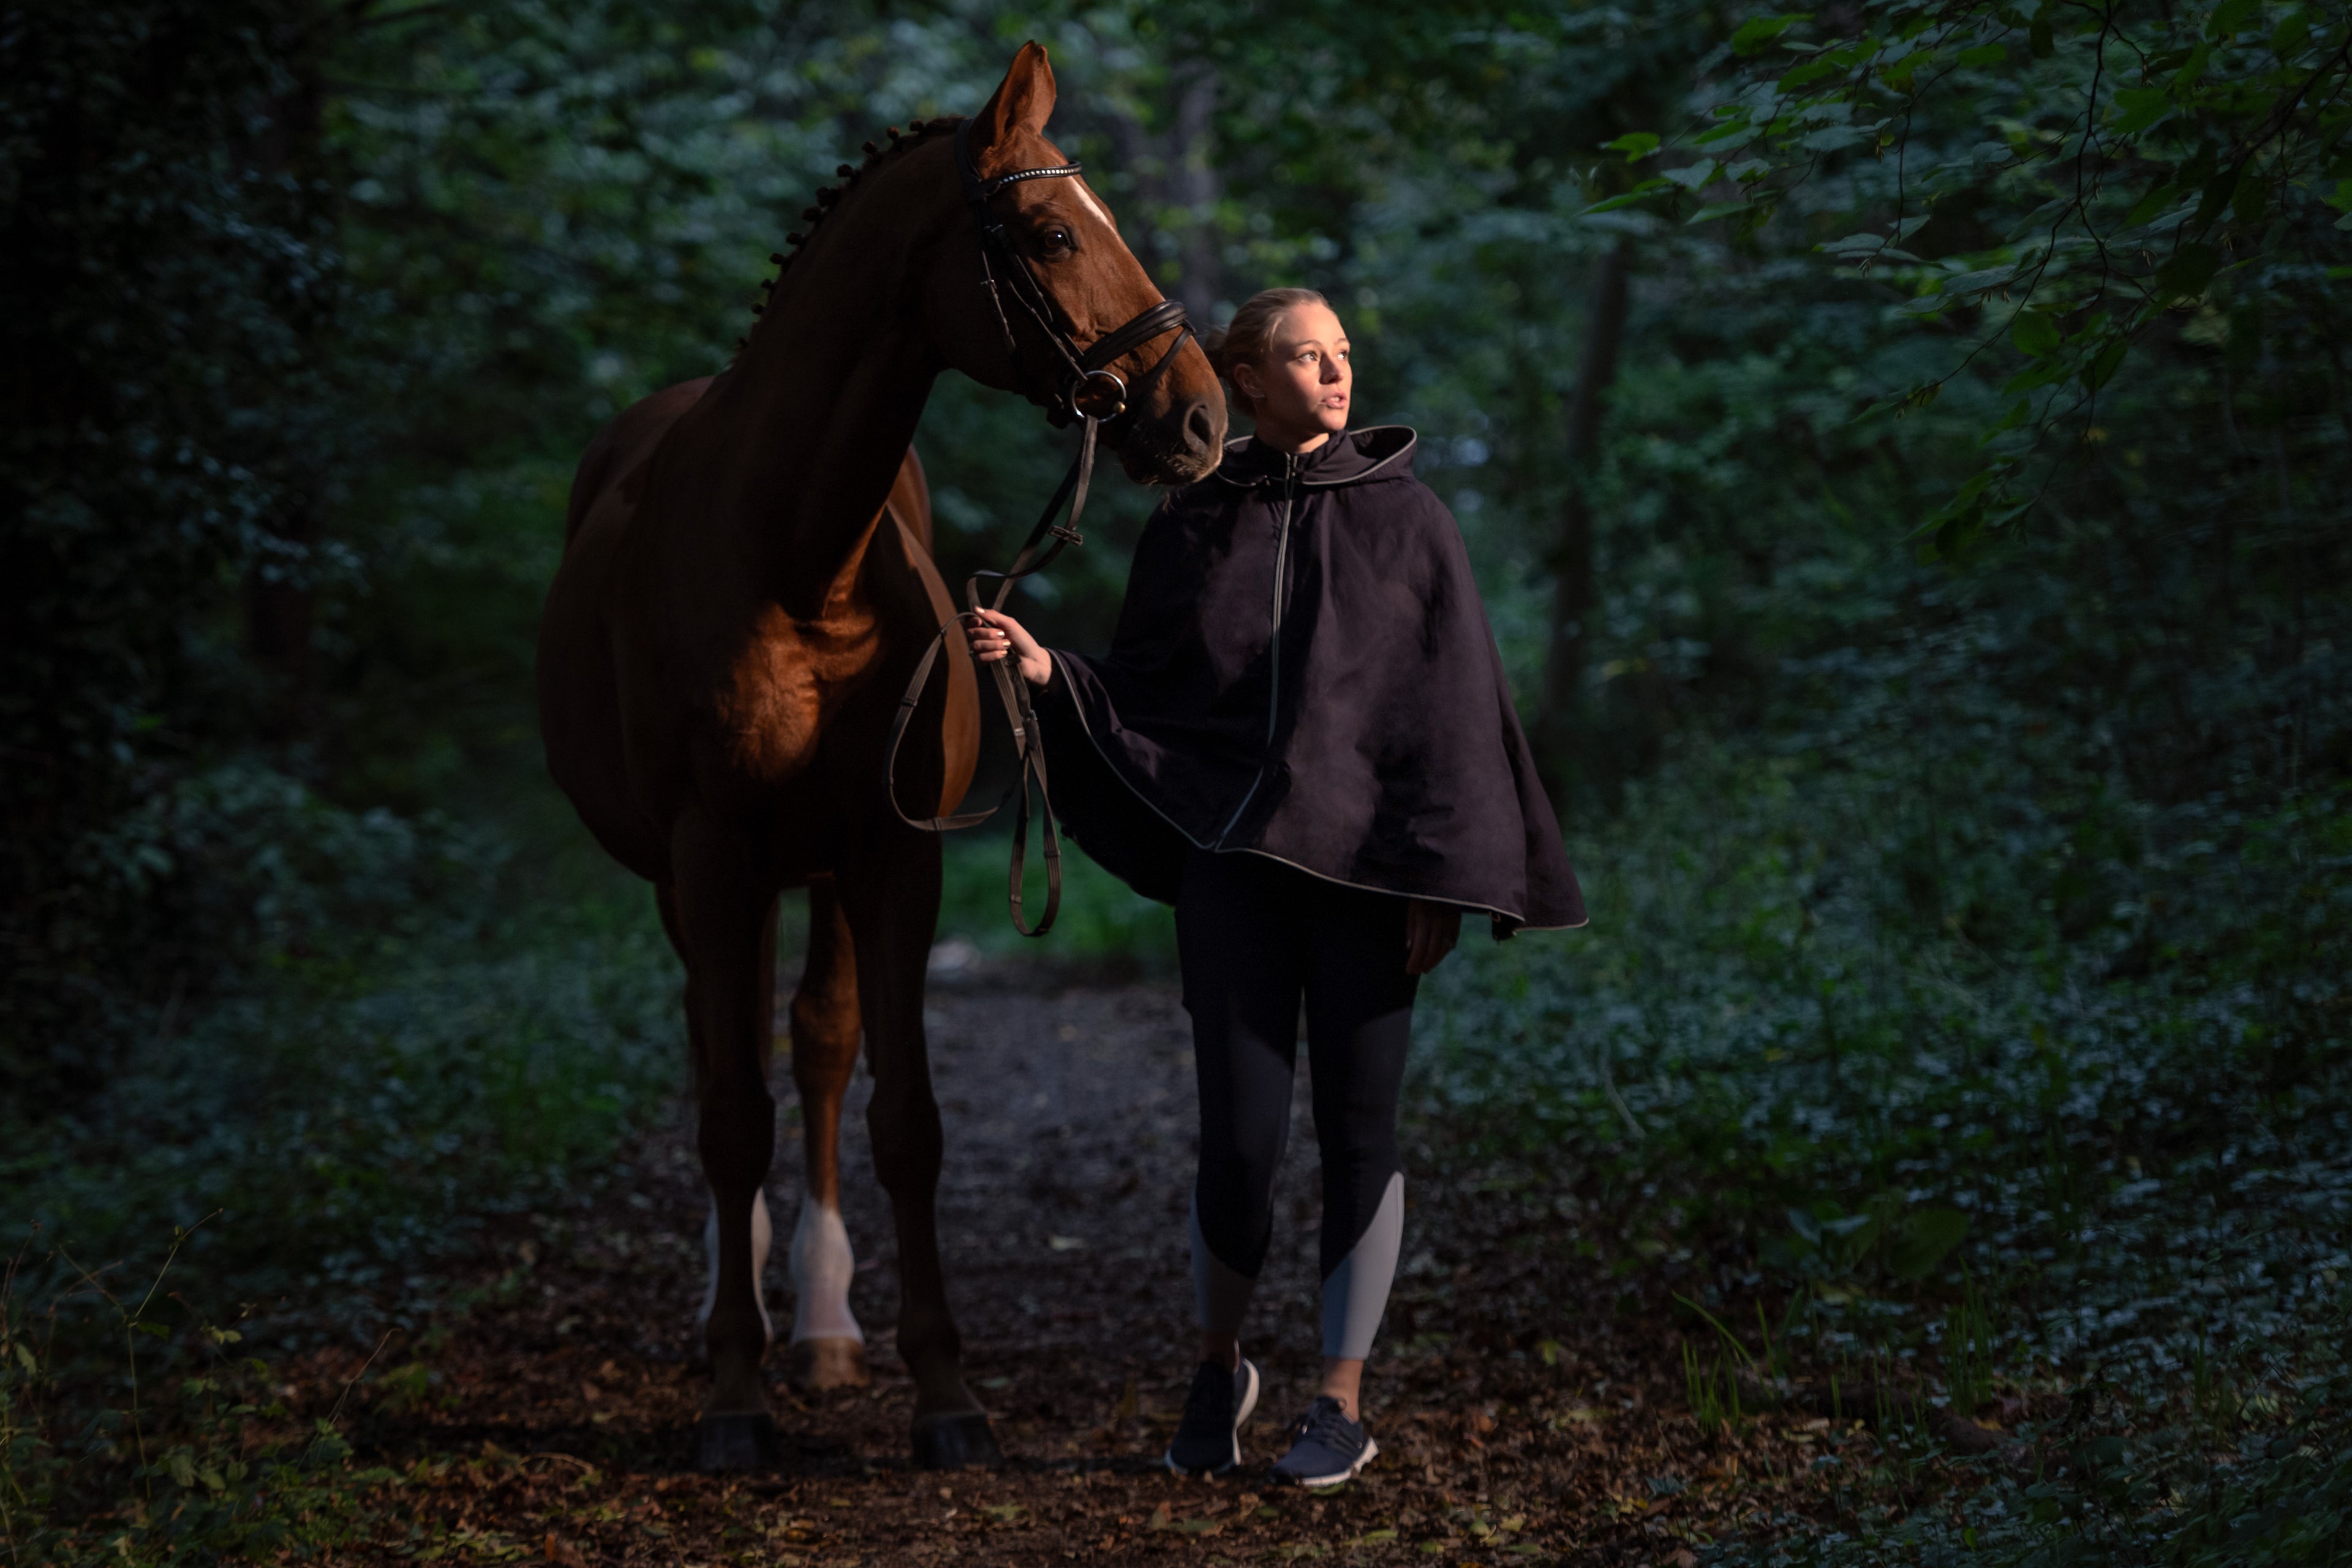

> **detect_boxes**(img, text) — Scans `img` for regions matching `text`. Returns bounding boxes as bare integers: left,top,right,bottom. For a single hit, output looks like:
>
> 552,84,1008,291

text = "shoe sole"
1164,1359,1261,1477
1277,1434,1380,1490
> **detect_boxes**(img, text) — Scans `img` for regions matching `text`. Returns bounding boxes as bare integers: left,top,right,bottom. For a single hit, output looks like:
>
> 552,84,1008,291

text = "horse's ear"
974,41,1057,158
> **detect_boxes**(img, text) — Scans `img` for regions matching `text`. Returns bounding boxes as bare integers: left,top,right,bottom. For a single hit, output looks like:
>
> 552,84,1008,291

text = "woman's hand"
966,607,1052,689
1404,900,1462,975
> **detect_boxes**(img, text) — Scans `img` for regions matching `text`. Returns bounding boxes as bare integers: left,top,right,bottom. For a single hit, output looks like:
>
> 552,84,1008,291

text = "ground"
313,962,1920,1566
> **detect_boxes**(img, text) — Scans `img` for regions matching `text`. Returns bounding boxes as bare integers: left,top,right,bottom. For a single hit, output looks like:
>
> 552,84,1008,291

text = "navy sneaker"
1270,1395,1379,1488
1164,1356,1261,1475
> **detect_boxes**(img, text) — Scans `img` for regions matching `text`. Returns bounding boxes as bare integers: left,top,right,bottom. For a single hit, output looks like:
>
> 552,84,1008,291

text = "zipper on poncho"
1215,454,1299,846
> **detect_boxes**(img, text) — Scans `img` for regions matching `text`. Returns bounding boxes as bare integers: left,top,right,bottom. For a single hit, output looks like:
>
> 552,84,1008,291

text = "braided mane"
732,116,968,361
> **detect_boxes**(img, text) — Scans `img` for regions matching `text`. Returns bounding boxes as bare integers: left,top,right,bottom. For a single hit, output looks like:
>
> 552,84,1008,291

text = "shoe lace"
1292,1396,1357,1448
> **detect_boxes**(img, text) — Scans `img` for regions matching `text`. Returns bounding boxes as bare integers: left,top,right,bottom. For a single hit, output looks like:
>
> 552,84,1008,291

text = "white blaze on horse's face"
1069,178,1113,232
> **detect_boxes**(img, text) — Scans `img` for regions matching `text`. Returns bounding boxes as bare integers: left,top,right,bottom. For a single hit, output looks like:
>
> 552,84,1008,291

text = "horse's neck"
686,146,953,614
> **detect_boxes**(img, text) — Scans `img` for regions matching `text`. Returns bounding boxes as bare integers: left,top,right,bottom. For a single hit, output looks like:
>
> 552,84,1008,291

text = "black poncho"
1036,427,1585,935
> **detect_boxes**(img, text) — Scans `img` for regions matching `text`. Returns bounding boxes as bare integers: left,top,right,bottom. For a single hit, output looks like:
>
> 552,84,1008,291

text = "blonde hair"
1202,287,1332,413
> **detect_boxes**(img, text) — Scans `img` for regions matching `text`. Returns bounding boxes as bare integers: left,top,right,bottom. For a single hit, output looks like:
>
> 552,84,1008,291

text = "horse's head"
929,43,1226,485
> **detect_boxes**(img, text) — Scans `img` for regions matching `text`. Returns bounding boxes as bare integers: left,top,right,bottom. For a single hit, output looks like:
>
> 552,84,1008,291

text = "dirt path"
336,965,1884,1565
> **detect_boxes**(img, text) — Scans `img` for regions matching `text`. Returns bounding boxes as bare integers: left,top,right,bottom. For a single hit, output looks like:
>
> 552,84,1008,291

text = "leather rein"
883,118,1194,937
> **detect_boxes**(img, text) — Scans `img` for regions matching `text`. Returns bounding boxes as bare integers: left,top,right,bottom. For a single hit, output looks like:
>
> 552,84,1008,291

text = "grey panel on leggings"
1189,1192,1259,1337
1320,1170,1404,1360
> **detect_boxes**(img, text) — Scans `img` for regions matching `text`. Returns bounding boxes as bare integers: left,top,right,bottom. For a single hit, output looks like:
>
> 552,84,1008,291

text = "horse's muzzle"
1119,390,1224,484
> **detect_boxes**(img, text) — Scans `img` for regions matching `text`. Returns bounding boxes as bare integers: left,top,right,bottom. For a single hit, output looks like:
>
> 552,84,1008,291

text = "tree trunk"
1537,241,1632,783
243,58,330,743
1168,69,1222,325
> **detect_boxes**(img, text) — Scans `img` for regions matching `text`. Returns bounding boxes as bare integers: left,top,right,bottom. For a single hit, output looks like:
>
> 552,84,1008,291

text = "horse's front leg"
670,814,783,1471
785,874,870,1390
839,827,997,1468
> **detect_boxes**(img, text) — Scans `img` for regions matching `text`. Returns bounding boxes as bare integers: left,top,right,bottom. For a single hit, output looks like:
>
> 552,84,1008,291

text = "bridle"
884,117,1196,937
952,117,1195,435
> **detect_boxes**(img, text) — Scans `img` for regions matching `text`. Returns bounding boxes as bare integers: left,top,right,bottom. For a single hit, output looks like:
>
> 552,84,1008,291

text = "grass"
934,829,1177,971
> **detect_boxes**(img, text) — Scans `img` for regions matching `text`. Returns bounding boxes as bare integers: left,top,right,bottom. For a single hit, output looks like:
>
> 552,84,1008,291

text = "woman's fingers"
965,609,1015,662
962,608,1050,687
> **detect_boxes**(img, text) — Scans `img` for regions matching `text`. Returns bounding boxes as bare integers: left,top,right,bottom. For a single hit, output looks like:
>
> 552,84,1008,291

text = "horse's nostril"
1184,399,1217,454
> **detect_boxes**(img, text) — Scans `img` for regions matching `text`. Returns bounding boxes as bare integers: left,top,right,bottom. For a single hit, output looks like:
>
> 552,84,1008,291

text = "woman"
970,287,1583,1487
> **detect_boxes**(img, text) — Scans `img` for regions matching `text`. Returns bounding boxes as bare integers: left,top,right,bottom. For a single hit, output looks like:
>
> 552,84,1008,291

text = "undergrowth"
1416,663,2351,1564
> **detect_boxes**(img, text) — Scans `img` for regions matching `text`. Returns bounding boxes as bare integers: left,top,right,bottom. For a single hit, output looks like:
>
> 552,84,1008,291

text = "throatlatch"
883,116,1194,938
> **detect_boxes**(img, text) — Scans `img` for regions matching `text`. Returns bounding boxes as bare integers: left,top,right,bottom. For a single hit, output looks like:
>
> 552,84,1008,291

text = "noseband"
884,118,1197,938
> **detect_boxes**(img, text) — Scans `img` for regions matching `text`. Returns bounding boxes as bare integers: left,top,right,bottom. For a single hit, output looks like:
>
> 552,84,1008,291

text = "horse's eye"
1040,227,1075,256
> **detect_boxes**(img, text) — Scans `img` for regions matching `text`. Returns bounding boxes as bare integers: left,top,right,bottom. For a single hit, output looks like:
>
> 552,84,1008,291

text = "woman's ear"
1230,362,1261,409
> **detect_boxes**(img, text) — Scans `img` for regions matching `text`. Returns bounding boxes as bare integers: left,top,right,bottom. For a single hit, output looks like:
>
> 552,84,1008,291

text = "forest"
4,1,2347,1562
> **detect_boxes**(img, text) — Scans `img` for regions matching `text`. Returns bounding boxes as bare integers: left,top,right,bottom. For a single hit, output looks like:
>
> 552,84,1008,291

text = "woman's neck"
1249,418,1334,455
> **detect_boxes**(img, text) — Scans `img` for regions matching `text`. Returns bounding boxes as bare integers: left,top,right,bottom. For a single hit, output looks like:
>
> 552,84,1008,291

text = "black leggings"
1177,848,1417,1360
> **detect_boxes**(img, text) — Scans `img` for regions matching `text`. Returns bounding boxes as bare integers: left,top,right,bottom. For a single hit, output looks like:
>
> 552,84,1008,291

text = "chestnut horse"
535,43,1224,1471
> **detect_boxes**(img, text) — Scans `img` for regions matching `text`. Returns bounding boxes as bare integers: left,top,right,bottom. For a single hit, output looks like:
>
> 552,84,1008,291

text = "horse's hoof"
788,1336,870,1392
696,1412,780,1473
911,1410,1001,1469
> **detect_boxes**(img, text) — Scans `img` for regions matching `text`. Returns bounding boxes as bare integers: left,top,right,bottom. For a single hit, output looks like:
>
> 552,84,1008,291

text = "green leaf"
2081,337,2129,391
2030,7,2054,57
2124,183,2177,227
1687,202,1751,225
1600,132,1660,161
1884,1208,1970,1280
2154,242,2222,302
2206,0,2259,39
1803,124,1877,153
1882,48,1934,93
1733,13,1812,55
2272,8,2311,56
2003,356,2071,394
1778,56,1844,91
2110,87,2174,136
132,1321,169,1339
1582,178,1672,214
12,1341,35,1374
168,1451,197,1488
1661,159,1719,191
2195,170,2241,226
2012,311,2061,356
2231,176,2268,228
1958,43,2008,67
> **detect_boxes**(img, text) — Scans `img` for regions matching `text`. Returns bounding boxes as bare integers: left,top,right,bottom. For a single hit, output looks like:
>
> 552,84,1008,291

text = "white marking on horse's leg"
696,1187,775,1349
789,1197,864,1344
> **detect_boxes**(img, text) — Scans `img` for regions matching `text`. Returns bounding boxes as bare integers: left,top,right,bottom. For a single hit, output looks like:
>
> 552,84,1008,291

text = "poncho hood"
1037,426,1586,935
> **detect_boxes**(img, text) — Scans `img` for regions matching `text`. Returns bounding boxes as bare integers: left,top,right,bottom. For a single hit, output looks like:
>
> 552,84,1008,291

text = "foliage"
1415,710,2351,1561
0,1,352,1102
1599,0,2352,547
2,1232,397,1566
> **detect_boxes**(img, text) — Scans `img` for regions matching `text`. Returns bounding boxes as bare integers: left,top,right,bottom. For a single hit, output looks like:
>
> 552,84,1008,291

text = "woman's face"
1234,302,1351,451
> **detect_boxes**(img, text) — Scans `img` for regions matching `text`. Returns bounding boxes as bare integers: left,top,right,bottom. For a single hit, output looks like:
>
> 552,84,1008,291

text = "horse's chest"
714,605,880,780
